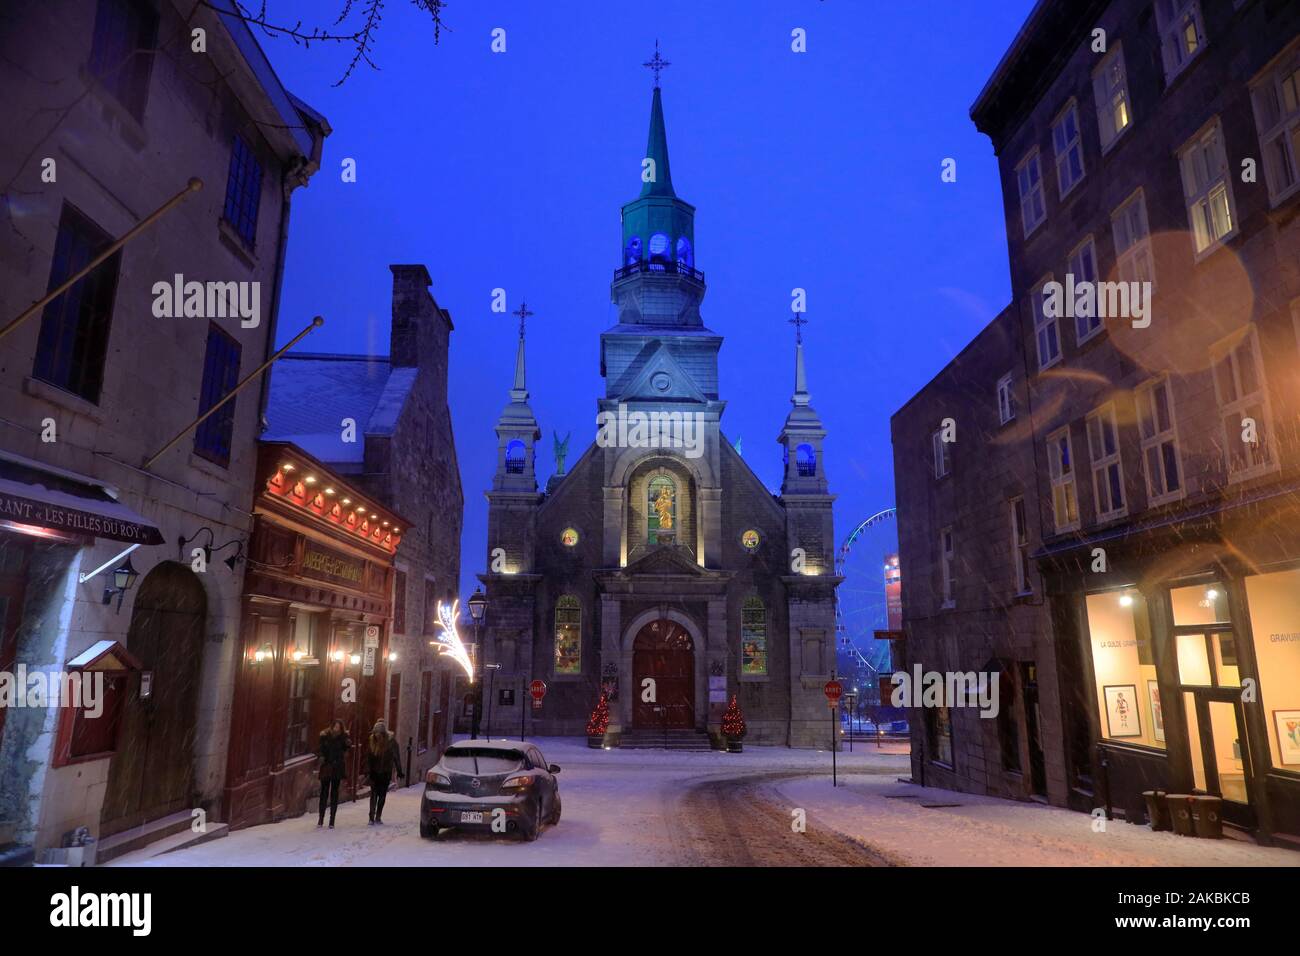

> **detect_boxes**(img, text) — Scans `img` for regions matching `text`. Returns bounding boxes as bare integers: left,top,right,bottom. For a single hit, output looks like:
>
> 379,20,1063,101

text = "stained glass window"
742,597,767,676
647,475,675,544
554,596,581,675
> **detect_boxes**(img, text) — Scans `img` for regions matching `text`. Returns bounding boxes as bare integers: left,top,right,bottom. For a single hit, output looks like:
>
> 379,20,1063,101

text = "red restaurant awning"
0,452,164,546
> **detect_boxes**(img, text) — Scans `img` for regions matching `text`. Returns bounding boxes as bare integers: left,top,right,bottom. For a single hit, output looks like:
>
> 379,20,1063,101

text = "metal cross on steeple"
643,40,670,89
789,313,809,345
512,300,535,340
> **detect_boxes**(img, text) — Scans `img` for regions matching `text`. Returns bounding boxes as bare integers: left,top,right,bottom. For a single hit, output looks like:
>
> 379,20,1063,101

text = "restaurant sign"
0,489,164,544
301,545,366,587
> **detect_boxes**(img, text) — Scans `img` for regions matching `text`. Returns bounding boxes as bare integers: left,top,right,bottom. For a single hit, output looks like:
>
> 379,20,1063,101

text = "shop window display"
1084,591,1165,750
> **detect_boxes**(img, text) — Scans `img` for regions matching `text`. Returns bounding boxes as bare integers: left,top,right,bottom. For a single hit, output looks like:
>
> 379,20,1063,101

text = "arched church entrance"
100,562,206,837
632,619,694,729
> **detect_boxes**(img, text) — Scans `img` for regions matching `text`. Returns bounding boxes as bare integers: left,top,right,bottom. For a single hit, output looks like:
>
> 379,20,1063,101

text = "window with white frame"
1111,190,1155,289
932,428,951,479
1016,150,1047,236
1136,377,1183,505
1154,0,1206,84
1051,102,1086,197
1067,237,1101,344
997,373,1017,425
940,527,955,606
1086,404,1126,521
1032,275,1061,370
1177,120,1235,256
1047,427,1079,532
1010,497,1031,594
1211,328,1275,479
1249,43,1300,205
1092,45,1132,152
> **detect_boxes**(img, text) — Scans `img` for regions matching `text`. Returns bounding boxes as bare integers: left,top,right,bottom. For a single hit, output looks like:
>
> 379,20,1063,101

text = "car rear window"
442,748,525,774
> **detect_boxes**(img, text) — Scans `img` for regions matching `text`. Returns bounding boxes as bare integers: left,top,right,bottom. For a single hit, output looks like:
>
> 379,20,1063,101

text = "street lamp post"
467,588,488,739
483,663,501,740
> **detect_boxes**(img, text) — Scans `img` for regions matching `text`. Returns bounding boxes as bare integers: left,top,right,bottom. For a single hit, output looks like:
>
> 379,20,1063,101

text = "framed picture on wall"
1147,680,1164,743
1274,710,1300,766
1103,684,1142,738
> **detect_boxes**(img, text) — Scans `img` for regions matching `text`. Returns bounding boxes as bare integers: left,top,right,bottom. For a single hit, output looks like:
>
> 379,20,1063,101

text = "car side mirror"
548,764,561,774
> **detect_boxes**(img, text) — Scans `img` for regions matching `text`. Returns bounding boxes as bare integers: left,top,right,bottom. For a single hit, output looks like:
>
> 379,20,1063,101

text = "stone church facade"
478,82,839,748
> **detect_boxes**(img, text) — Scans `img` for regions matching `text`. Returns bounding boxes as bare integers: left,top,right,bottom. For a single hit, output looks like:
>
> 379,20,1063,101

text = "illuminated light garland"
434,599,475,681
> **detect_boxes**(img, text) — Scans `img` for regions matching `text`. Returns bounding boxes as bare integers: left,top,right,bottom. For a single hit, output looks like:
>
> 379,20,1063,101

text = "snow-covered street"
108,740,1299,867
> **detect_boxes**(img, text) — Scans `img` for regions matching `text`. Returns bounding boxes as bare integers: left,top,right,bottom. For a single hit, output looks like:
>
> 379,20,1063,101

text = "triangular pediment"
623,544,706,576
616,343,709,404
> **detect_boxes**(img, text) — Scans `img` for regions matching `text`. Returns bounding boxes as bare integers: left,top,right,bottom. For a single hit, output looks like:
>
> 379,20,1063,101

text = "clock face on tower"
648,232,670,258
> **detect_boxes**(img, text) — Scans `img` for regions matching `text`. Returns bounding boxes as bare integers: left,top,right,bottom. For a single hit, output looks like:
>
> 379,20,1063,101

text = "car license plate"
460,811,483,824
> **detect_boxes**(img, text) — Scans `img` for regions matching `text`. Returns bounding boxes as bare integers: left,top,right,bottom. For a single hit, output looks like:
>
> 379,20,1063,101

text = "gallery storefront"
223,444,406,830
1044,499,1300,847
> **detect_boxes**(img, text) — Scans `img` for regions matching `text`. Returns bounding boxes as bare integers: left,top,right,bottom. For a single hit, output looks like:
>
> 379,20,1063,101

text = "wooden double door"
632,619,695,730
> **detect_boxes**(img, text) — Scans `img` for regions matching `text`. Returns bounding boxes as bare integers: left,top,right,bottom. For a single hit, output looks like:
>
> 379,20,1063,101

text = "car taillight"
501,774,534,790
425,770,451,788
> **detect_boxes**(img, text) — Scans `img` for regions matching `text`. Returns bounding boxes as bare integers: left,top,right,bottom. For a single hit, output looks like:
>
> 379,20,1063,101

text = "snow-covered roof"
263,354,416,465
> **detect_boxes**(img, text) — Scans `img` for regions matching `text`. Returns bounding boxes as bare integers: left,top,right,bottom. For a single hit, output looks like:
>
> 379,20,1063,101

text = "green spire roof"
640,86,675,198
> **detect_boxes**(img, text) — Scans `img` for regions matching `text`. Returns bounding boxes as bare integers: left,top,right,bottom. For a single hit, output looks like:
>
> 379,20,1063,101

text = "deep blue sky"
260,0,1034,606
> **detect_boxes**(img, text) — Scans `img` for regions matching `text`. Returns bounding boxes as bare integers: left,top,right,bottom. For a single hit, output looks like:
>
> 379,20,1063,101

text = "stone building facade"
0,0,326,860
475,82,841,749
896,0,1300,846
260,264,463,788
892,306,1067,805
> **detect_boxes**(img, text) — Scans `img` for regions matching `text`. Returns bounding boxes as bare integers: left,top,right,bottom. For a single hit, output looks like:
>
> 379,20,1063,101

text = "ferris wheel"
834,509,898,695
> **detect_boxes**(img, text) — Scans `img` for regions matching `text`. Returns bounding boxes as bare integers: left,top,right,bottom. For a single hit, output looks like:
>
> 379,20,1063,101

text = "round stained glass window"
561,527,580,547
741,529,761,551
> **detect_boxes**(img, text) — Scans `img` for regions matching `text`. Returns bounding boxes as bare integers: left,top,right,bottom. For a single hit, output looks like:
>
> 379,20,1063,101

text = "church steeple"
640,85,674,198
492,301,541,492
778,316,829,496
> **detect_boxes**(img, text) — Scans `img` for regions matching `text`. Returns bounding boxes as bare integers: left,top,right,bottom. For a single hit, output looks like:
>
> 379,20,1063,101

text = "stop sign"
824,680,843,706
529,680,547,702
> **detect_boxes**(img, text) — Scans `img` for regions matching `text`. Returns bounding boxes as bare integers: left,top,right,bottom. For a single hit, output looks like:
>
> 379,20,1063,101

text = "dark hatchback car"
420,740,561,841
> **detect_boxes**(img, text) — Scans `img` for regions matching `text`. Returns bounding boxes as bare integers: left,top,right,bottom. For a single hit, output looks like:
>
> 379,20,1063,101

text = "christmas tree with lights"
587,692,610,739
722,695,746,741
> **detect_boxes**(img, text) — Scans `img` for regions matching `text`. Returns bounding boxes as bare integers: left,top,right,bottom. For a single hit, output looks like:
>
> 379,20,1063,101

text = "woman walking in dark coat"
366,719,405,824
318,719,351,829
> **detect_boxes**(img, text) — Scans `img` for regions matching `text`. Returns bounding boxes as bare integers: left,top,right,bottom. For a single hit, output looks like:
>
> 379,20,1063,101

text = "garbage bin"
1165,794,1195,836
1190,795,1224,839
1143,790,1170,831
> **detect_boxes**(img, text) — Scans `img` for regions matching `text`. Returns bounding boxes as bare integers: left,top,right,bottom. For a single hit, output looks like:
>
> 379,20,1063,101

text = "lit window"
927,706,954,766
1051,103,1086,197
1177,119,1236,256
1242,568,1300,771
554,596,581,675
997,373,1017,425
1047,427,1079,532
675,236,693,268
939,528,955,607
648,232,670,260
741,597,767,676
1249,43,1300,206
1092,45,1132,152
1211,327,1275,480
1068,237,1101,344
1084,592,1164,750
647,475,676,544
1010,497,1031,594
1111,190,1155,289
1086,404,1126,521
1032,275,1061,370
1154,0,1206,84
1016,150,1047,236
1136,378,1183,505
